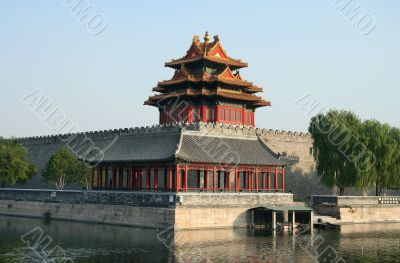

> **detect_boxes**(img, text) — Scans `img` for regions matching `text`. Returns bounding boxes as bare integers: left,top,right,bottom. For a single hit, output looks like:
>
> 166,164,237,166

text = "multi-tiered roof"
145,32,270,108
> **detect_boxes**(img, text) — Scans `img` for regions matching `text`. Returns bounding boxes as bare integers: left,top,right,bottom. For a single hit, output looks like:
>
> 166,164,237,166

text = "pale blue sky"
0,1,399,137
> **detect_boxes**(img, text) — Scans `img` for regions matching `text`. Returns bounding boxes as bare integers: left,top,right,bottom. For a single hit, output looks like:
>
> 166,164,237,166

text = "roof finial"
204,31,210,43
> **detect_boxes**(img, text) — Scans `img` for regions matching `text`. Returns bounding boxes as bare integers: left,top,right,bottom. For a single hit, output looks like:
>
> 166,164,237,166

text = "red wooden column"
261,171,265,190
118,167,123,189
242,171,246,190
127,166,132,190
201,105,207,122
217,171,221,190
223,171,226,189
204,170,208,190
138,168,142,189
154,167,158,190
213,166,217,192
197,170,201,189
91,168,95,188
249,171,252,190
234,167,239,192
274,166,278,191
248,171,252,191
241,108,245,125
112,167,116,189
164,168,168,190
132,170,136,189
255,167,258,192
215,105,220,122
96,167,100,188
133,168,136,189
103,166,107,188
168,167,173,190
227,170,231,191
176,165,180,192
252,171,255,190
136,169,140,189
187,107,193,122
267,170,271,190
282,166,285,192
146,167,151,190
184,164,188,192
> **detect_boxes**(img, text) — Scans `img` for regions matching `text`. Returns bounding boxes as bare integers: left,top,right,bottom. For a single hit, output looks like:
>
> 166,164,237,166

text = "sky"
0,0,399,138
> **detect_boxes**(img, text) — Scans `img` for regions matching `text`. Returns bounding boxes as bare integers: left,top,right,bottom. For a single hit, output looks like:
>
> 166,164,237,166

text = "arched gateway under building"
89,32,295,193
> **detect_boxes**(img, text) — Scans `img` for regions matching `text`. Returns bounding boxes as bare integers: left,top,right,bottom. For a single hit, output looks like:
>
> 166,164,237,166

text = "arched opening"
247,206,314,233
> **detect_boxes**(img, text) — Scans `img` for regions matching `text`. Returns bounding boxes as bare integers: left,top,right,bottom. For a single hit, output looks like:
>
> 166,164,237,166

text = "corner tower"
144,32,270,127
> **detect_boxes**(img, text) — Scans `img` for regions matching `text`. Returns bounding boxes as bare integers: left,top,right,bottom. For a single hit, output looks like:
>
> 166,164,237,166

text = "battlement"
14,122,311,146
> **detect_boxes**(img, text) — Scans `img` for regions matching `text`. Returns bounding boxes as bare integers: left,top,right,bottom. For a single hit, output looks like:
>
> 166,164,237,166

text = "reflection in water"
1,216,400,262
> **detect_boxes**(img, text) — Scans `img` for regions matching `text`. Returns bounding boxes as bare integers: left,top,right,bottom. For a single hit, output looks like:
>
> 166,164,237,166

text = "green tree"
388,127,400,191
309,110,361,195
0,139,36,188
358,121,400,195
43,147,89,190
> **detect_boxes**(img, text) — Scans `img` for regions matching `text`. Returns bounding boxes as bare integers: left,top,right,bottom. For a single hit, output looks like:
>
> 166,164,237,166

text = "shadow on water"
1,216,400,262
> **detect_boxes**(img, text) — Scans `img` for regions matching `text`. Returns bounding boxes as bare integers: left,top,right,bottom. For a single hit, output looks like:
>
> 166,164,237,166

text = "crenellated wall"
13,123,328,198
259,130,330,200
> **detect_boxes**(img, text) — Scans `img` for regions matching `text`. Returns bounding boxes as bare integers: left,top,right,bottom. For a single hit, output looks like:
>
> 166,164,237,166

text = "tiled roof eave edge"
174,127,185,159
183,132,258,140
256,136,281,160
257,136,297,166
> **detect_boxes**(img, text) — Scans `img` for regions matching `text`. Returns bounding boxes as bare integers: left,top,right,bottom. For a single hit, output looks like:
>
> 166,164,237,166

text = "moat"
1,216,400,263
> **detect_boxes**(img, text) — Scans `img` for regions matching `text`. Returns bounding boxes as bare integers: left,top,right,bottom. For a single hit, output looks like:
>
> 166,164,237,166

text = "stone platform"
0,189,293,229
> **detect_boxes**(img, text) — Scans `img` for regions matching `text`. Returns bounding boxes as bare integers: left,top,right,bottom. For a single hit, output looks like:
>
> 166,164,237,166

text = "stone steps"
313,213,341,225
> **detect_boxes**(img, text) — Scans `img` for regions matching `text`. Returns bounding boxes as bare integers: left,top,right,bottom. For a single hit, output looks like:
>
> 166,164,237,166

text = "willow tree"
309,110,361,195
388,127,400,191
358,121,400,195
43,147,89,190
0,139,36,188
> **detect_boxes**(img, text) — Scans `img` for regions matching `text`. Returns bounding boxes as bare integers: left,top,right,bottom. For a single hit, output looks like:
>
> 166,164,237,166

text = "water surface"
0,216,400,262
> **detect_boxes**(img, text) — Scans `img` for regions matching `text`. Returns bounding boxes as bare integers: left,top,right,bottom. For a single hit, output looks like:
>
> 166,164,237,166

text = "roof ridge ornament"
193,34,200,43
204,31,210,43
